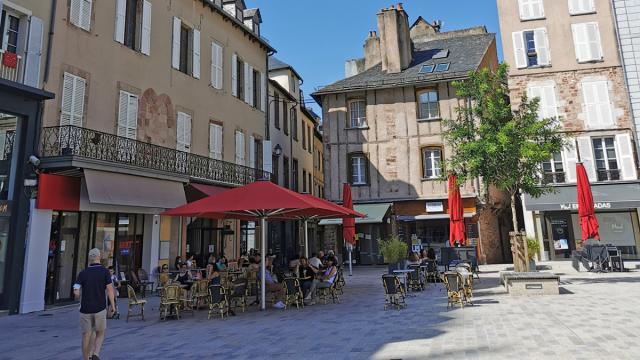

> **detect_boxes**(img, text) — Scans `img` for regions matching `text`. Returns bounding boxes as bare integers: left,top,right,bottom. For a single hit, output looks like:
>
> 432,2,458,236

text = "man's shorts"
79,309,107,333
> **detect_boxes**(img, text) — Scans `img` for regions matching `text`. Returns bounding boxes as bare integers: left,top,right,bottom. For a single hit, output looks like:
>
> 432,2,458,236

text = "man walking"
74,248,116,360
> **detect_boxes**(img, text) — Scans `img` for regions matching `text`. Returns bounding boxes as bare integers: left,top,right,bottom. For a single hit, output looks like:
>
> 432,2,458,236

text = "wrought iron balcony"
39,125,271,186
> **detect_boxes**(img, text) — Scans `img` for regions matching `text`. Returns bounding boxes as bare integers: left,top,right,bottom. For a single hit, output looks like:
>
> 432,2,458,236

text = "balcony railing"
40,126,271,186
0,50,22,83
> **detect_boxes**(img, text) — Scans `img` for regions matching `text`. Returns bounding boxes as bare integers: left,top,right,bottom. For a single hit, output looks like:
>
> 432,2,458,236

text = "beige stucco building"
16,0,274,312
497,0,640,261
313,5,506,264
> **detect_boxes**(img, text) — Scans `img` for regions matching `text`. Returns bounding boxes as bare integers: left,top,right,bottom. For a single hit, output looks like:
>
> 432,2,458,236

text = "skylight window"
435,63,450,72
419,64,435,74
432,49,449,59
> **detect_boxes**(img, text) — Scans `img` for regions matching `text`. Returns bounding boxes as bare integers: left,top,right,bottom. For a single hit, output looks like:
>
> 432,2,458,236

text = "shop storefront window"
93,213,116,268
572,212,638,257
240,221,256,255
91,212,144,276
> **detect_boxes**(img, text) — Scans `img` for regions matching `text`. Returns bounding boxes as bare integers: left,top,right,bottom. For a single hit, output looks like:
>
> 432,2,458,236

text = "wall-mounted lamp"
273,144,282,157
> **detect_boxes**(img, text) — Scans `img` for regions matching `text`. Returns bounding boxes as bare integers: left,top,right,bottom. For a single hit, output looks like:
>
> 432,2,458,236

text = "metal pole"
304,220,309,258
260,217,266,311
348,243,353,276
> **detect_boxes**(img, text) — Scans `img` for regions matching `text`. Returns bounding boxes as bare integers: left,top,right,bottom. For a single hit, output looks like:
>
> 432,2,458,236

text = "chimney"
377,3,413,74
363,31,381,70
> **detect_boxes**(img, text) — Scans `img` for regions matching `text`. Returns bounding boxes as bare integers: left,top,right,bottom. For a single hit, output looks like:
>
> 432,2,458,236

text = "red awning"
191,183,229,197
36,174,80,211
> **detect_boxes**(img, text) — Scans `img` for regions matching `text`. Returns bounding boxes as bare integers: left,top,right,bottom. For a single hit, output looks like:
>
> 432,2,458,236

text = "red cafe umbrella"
448,174,466,246
577,163,600,241
343,183,356,275
162,180,361,309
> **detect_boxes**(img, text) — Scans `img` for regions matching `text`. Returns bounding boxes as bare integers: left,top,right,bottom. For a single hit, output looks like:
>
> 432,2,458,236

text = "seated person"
308,253,322,273
406,252,421,266
248,254,261,272
259,257,286,309
216,256,228,271
174,263,193,289
427,247,437,262
304,256,338,305
206,262,220,285
108,266,120,297
158,264,171,287
297,256,314,297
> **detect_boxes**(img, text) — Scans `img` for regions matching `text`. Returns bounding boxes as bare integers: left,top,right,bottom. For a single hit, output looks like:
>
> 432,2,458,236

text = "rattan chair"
382,274,406,310
283,277,304,310
443,272,465,309
407,265,424,291
179,283,196,316
317,279,341,304
126,285,146,322
159,284,181,320
208,285,228,320
228,280,248,313
193,279,210,309
136,268,154,297
424,260,439,284
335,268,346,295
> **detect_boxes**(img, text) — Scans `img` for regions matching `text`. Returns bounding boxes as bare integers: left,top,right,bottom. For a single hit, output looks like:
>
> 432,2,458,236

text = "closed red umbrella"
448,174,466,246
343,183,356,275
577,163,600,241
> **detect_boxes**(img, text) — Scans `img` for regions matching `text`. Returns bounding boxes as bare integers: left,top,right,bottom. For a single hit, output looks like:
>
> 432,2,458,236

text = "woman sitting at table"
304,256,338,305
216,256,228,271
427,247,437,262
175,263,193,289
158,264,171,288
406,252,421,267
206,262,220,285
297,256,314,297
419,249,427,261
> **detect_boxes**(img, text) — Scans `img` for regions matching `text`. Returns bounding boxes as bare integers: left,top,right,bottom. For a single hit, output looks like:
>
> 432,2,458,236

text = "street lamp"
273,144,282,157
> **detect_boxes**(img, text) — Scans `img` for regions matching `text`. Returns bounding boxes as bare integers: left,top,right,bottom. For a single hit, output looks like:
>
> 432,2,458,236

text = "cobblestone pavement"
1,262,640,360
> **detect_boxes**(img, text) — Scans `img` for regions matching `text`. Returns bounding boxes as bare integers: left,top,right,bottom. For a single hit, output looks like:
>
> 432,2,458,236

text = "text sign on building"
559,202,612,210
426,201,444,212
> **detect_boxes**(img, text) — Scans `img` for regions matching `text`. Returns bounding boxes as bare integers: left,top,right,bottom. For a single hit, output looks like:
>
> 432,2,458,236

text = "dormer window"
243,8,262,35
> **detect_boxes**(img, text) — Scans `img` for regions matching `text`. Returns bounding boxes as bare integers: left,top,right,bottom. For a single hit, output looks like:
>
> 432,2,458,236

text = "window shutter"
572,23,589,62
577,136,596,181
512,32,527,69
581,81,598,128
141,1,152,55
117,91,128,137
534,28,550,66
248,66,254,106
70,0,81,27
615,133,637,180
126,94,138,139
61,74,86,127
172,17,181,70
209,124,222,160
569,0,595,15
568,0,578,14
231,53,238,96
518,0,532,20
563,138,578,182
262,140,272,173
532,0,544,18
594,81,613,127
60,73,74,126
249,135,255,168
585,23,602,61
261,72,267,111
192,29,200,79
527,85,543,118
24,16,43,88
177,113,185,151
235,131,245,165
542,84,558,119
244,62,250,103
114,0,126,43
80,0,92,31
176,113,191,152
211,42,223,89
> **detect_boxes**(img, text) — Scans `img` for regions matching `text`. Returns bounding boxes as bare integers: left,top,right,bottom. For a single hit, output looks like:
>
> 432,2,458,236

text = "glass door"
45,212,80,304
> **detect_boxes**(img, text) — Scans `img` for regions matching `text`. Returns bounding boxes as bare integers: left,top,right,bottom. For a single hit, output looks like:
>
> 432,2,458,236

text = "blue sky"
252,0,503,113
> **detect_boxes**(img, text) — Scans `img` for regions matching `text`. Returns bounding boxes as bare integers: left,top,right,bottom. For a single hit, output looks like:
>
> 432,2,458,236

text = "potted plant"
527,238,541,271
378,236,408,274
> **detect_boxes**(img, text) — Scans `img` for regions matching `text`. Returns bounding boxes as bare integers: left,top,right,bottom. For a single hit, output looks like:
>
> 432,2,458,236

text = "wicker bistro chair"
208,285,228,320
317,279,341,305
442,272,465,309
126,285,146,322
136,268,154,297
228,280,249,313
246,270,259,305
424,260,439,284
159,284,181,320
382,274,406,310
407,265,424,291
335,268,346,295
179,283,196,316
283,277,304,310
192,279,210,309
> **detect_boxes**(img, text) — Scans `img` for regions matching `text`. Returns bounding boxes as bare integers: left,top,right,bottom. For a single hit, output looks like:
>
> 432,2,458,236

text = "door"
45,212,80,304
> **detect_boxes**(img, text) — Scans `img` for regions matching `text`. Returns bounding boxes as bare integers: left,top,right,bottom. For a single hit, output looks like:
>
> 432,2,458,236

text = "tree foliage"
443,64,566,227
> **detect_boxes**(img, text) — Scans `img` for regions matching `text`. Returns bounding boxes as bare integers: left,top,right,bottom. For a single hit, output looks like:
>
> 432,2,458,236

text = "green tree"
443,63,566,235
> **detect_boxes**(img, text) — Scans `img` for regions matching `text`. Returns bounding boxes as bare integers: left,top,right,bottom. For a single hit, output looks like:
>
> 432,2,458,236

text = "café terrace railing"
39,125,271,186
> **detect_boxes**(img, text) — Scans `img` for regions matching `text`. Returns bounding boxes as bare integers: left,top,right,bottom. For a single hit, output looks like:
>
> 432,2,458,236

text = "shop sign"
426,201,443,212
0,201,10,217
559,202,612,210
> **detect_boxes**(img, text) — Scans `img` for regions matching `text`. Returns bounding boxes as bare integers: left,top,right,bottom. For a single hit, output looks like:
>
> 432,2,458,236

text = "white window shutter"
244,62,250,103
581,81,598,128
127,94,138,139
71,76,85,126
594,81,613,127
60,73,74,126
534,28,550,66
563,138,578,182
235,131,245,165
249,135,255,168
209,124,222,159
248,66,254,106
172,17,181,70
261,72,267,111
114,0,126,43
542,84,558,119
24,16,43,88
211,43,224,89
518,0,531,20
231,53,238,96
572,23,589,62
586,23,602,61
141,1,152,55
117,91,128,137
209,124,215,158
512,32,527,69
80,0,92,31
577,136,596,181
176,112,191,152
263,140,272,173
532,0,544,18
192,29,201,79
568,0,578,14
70,0,81,28
615,133,637,180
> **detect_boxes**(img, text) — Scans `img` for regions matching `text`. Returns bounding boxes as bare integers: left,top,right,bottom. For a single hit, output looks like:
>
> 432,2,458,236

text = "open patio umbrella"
577,163,600,241
343,183,356,276
162,180,361,310
448,174,466,247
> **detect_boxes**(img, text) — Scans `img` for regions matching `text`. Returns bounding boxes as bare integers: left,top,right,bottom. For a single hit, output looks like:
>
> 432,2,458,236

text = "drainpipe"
265,50,275,141
43,0,56,85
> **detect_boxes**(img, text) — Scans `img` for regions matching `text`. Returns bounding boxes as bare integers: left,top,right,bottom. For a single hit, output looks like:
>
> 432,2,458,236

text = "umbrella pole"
348,243,353,276
304,220,309,258
260,217,266,311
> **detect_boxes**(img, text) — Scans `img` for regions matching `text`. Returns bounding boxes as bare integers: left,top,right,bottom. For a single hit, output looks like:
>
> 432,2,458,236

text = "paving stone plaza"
1,262,640,360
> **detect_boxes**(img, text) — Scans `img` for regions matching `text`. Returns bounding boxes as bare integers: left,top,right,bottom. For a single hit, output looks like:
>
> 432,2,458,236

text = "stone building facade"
314,5,507,264
497,0,640,261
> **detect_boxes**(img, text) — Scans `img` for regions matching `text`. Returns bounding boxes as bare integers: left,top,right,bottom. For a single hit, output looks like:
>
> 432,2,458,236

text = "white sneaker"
273,301,285,309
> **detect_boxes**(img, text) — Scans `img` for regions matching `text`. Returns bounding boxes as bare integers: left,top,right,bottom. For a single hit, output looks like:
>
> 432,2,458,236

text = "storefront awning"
396,213,476,221
318,203,391,225
84,169,186,209
523,182,640,211
185,183,230,202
